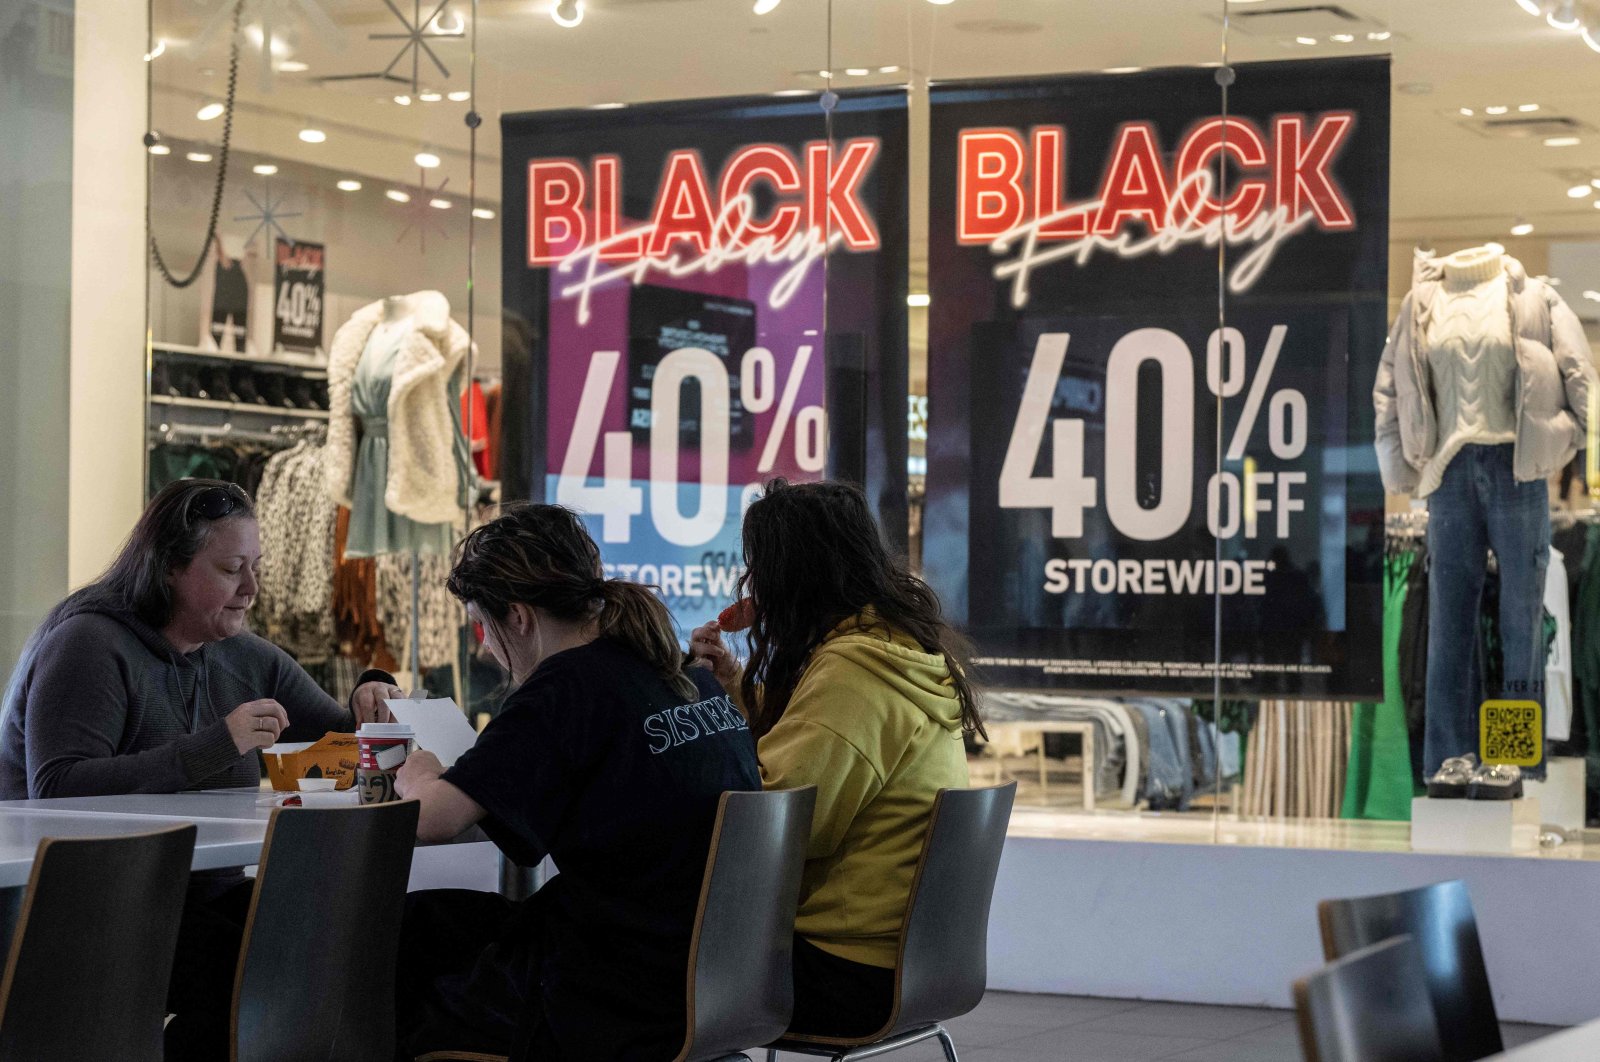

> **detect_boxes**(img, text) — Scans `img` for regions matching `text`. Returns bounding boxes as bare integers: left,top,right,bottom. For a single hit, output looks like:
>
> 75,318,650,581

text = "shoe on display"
1467,763,1523,801
1426,753,1479,798
231,366,262,405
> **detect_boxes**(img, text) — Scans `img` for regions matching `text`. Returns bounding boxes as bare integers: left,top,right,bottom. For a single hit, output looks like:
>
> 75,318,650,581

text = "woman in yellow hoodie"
689,479,985,1039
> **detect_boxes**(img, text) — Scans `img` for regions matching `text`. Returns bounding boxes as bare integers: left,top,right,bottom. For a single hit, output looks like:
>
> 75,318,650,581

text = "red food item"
718,598,755,632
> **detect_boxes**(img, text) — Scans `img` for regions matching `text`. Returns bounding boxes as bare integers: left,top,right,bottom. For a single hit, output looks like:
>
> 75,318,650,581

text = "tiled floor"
771,991,1559,1062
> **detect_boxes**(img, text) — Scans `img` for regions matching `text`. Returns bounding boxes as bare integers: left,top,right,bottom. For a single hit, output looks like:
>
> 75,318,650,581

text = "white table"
0,810,267,888
981,721,1098,810
1485,1021,1600,1059
0,789,501,894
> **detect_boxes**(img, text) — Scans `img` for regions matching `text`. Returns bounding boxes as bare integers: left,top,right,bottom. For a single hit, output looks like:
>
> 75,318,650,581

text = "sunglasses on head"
186,484,250,525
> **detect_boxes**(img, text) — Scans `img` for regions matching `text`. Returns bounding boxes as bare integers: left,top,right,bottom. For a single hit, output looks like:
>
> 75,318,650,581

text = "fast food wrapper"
262,734,360,791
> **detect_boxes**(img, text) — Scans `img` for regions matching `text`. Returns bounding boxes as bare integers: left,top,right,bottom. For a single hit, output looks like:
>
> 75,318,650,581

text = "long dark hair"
2,479,255,713
738,479,983,739
446,504,697,698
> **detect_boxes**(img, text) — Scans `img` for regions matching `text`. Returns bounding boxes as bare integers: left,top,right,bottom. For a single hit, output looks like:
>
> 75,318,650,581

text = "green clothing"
1343,552,1421,821
755,613,969,968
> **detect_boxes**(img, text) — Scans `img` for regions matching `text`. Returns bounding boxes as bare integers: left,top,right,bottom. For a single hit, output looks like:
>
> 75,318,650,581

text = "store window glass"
0,0,74,691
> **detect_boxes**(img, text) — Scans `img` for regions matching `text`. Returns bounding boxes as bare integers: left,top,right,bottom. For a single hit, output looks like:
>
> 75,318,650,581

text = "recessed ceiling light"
1367,30,1392,41
1549,1,1581,30
1546,136,1582,147
414,152,441,168
472,207,495,219
1570,184,1593,198
925,0,955,5
589,102,627,109
1296,36,1317,45
1592,178,1600,188
845,68,870,76
428,9,465,34
278,60,308,73
147,144,171,155
878,65,901,74
1104,66,1144,74
298,128,326,143
429,198,452,209
186,151,213,163
1459,108,1475,117
143,39,167,62
386,189,411,203
552,0,584,27
394,95,412,106
772,89,811,97
337,179,362,191
817,69,833,78
418,91,443,102
753,0,781,12
1584,290,1600,302
907,293,931,308
252,163,278,175
1520,103,1540,112
1330,33,1354,42
447,90,471,101
1511,219,1534,236
196,103,225,121
1485,105,1509,115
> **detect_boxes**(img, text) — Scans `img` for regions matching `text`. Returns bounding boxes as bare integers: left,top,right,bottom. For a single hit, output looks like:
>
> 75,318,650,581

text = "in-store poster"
501,92,910,635
272,238,325,353
924,58,1390,699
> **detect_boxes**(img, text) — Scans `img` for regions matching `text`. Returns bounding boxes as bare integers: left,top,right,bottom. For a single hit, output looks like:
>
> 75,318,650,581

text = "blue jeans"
1424,445,1549,779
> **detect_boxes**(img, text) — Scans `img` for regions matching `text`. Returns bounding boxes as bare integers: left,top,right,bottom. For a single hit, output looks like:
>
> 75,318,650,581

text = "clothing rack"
149,421,326,449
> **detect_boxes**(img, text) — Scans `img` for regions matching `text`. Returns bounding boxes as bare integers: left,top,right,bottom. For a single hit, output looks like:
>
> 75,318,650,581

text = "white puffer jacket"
324,290,469,524
1374,249,1596,496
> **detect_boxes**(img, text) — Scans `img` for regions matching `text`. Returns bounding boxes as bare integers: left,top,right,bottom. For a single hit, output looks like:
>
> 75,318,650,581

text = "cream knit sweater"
1417,247,1518,497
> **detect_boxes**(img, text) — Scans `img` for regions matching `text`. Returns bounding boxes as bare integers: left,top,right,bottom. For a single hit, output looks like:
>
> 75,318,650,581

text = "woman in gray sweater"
0,478,401,1059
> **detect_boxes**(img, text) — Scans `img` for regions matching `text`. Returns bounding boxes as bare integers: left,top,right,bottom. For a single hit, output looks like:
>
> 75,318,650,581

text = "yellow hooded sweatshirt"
755,612,969,968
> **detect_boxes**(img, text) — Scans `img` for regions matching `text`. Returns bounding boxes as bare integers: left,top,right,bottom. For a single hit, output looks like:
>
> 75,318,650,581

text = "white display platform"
1411,796,1542,854
1526,757,1586,833
988,808,1600,1026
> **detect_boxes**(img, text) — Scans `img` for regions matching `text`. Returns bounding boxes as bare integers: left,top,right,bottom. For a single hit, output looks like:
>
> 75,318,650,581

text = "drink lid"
358,723,414,738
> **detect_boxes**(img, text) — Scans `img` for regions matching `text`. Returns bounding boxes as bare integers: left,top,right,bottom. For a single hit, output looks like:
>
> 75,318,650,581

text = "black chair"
418,785,817,1062
767,782,1018,1062
0,824,196,1062
1294,936,1445,1062
232,800,420,1062
1318,880,1502,1062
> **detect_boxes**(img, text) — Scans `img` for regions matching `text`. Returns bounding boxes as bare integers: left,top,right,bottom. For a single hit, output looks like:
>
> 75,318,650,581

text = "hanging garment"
1547,547,1574,742
1572,525,1600,820
1343,550,1419,821
463,379,491,479
376,551,460,672
325,292,472,546
483,380,502,480
254,442,338,664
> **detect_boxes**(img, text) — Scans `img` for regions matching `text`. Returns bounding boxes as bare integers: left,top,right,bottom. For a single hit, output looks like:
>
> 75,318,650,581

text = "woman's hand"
396,749,445,799
226,699,290,756
688,621,741,689
352,681,402,725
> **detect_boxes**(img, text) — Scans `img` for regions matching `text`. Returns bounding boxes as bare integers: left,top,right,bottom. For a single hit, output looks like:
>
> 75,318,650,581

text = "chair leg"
935,1026,959,1062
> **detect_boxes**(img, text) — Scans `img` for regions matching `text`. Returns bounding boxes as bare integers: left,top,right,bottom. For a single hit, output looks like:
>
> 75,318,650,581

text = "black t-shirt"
442,637,759,1061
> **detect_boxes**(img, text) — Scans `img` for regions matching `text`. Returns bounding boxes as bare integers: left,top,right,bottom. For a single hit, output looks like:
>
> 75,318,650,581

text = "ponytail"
597,581,698,700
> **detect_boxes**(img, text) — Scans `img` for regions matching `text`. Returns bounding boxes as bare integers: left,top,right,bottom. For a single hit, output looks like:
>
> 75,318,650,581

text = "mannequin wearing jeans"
1375,243,1592,781
1424,445,1549,778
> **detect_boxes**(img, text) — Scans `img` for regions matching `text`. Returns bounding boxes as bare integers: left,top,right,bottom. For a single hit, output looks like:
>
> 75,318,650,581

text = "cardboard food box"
262,733,360,791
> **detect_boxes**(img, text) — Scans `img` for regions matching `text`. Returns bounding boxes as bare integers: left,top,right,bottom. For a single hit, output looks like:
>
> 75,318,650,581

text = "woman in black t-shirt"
394,505,760,1061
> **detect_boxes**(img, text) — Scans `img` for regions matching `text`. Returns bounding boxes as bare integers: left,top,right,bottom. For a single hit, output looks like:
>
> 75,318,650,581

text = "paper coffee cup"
356,723,414,804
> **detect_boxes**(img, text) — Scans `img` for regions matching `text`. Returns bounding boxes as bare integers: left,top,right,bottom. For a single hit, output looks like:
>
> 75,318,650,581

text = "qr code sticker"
1480,701,1542,767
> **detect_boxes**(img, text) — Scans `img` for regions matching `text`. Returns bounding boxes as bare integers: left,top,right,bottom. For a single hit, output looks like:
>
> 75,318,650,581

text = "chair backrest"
887,782,1017,1037
232,801,420,1062
1295,936,1445,1062
0,824,196,1062
1318,880,1502,1062
675,786,816,1062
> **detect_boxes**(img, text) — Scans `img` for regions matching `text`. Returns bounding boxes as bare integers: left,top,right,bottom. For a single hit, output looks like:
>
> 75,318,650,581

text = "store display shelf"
149,395,330,420
152,342,328,379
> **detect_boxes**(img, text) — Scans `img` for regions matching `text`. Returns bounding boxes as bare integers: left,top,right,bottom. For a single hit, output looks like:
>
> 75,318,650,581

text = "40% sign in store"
1002,325,1309,542
559,345,827,547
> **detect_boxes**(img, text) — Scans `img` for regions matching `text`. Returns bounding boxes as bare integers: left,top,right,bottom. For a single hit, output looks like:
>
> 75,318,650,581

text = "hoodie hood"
816,611,965,733
53,592,197,669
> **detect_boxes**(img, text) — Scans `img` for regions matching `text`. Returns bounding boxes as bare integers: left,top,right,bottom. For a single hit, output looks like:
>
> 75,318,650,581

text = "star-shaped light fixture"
234,179,304,251
371,0,466,95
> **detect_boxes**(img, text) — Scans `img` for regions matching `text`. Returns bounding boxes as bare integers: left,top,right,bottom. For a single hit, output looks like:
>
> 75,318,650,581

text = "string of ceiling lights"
1512,0,1600,52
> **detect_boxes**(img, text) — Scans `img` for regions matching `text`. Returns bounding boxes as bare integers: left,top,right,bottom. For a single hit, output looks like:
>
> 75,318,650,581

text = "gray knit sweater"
0,606,367,800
